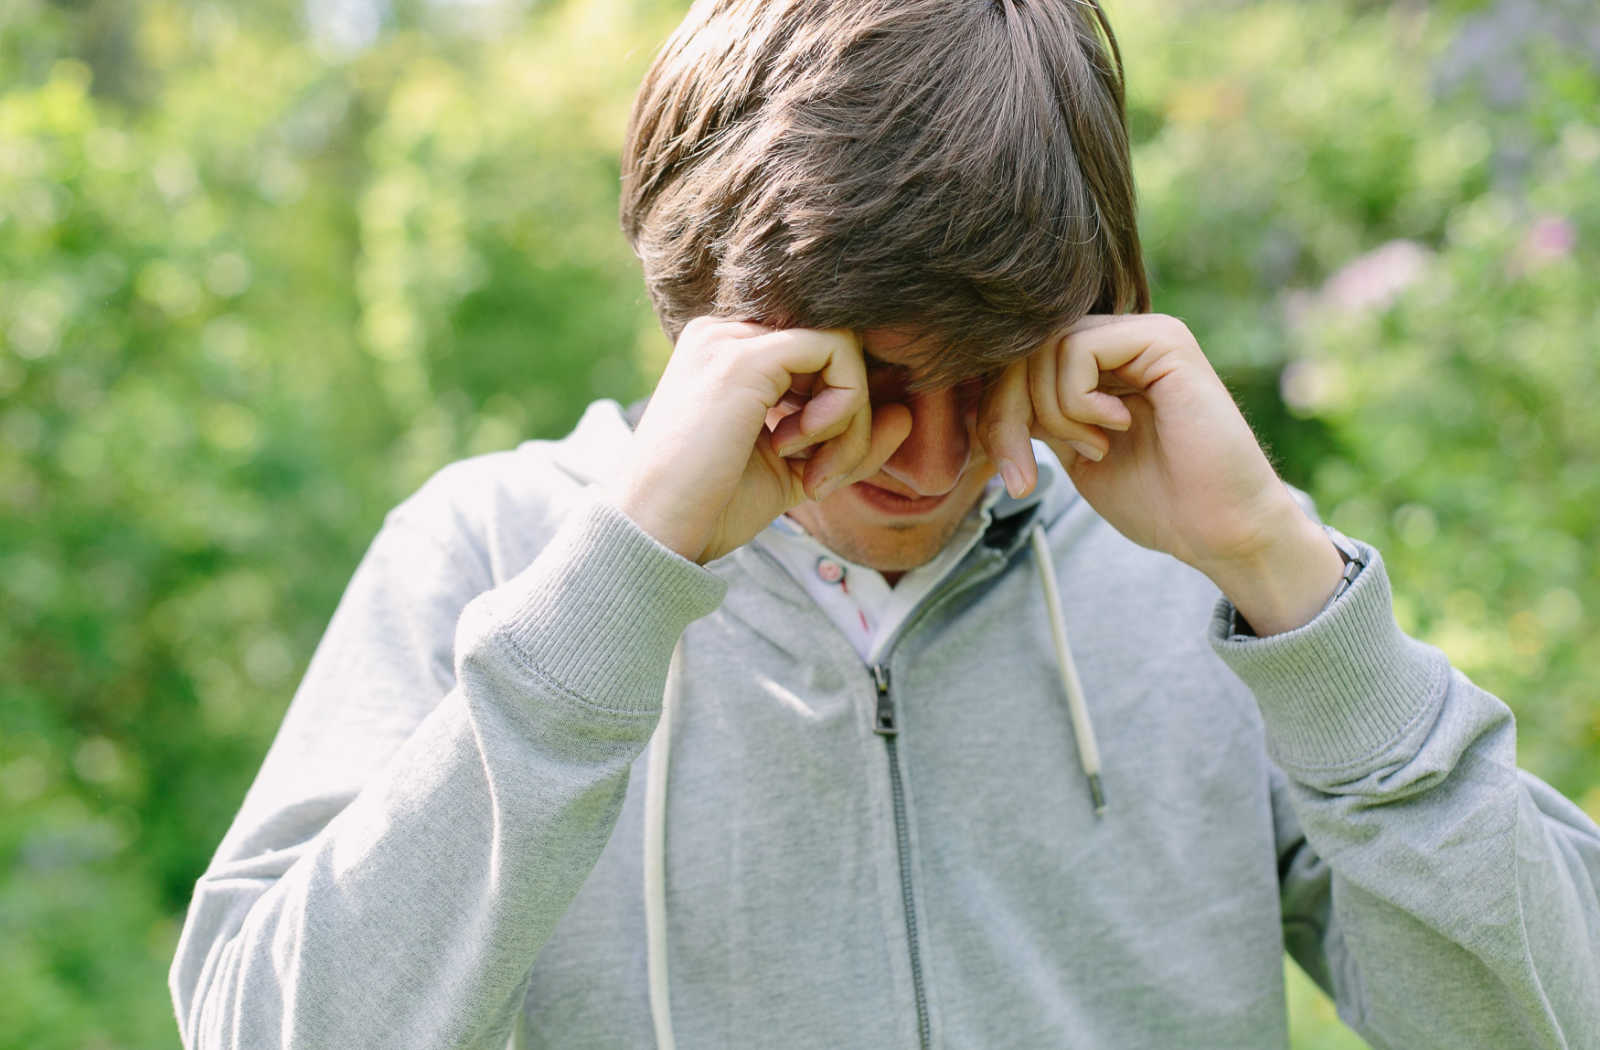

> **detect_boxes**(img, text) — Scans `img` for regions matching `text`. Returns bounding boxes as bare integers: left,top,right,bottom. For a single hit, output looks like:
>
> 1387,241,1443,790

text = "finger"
1059,313,1198,391
1026,331,1130,446
1060,336,1135,431
802,394,874,499
1023,346,1112,459
1026,342,1072,435
810,402,912,500
747,327,865,392
794,329,872,457
771,382,863,457
1037,432,1110,471
754,426,811,509
1031,420,1112,463
746,329,867,455
764,377,815,432
767,402,811,455
977,359,1037,498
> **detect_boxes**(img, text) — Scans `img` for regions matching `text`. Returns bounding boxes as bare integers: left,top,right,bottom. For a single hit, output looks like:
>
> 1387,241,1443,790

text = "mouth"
849,481,951,517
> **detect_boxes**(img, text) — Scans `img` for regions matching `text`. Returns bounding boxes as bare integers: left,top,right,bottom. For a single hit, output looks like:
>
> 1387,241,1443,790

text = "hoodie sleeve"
168,487,726,1050
1210,543,1600,1050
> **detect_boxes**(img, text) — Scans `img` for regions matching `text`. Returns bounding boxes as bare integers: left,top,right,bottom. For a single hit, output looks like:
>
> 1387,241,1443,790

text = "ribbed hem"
1209,543,1448,776
487,495,727,715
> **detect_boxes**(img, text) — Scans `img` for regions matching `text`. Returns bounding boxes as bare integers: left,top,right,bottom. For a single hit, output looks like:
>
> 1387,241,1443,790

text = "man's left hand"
979,313,1345,635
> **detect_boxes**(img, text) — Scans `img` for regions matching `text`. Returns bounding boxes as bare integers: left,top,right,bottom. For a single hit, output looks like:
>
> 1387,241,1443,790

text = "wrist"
1201,502,1345,637
604,474,711,564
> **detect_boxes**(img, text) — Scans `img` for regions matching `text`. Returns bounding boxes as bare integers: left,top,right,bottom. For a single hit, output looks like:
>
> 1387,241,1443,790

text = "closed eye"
867,364,989,407
864,355,915,402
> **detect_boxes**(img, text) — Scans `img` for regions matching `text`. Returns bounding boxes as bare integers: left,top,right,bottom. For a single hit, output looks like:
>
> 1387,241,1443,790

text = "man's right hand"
607,318,912,563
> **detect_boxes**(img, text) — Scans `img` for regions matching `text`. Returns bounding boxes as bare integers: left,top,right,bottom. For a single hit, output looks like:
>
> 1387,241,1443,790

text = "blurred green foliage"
1,0,1595,1047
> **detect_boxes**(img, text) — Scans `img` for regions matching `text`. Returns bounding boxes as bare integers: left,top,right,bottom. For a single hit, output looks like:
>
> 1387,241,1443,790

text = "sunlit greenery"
3,1,1595,1046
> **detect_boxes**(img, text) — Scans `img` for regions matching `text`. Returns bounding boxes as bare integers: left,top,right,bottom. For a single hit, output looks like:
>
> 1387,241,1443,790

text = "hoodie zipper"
872,662,931,1050
858,553,1009,1050
740,537,1024,1050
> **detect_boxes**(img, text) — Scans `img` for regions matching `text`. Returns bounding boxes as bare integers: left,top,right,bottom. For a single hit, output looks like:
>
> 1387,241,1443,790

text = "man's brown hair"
621,0,1149,388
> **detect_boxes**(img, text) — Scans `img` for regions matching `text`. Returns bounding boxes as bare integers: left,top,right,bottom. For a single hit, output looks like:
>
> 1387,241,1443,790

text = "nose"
878,386,975,497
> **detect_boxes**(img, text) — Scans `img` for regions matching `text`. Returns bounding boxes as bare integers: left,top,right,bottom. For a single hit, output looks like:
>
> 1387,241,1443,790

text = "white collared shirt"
757,481,1004,664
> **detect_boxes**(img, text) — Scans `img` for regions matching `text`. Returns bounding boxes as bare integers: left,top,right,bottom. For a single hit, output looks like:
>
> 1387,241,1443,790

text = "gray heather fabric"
170,400,1600,1049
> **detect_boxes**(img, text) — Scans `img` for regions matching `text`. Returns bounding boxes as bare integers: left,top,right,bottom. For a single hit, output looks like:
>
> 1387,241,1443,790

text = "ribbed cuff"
482,494,727,715
1209,542,1448,776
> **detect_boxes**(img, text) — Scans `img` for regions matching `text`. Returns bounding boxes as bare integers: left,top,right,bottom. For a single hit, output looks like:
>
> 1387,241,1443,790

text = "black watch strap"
1321,524,1367,612
1228,524,1367,638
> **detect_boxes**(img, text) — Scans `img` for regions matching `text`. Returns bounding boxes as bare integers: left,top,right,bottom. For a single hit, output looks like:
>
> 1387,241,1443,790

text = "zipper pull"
871,664,896,736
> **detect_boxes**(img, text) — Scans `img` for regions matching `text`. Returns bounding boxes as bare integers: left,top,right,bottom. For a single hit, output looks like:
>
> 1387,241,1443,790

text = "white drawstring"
1029,522,1107,815
644,639,684,1050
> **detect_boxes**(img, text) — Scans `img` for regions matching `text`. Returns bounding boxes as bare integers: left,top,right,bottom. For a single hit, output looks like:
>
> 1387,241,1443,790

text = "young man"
170,1,1600,1047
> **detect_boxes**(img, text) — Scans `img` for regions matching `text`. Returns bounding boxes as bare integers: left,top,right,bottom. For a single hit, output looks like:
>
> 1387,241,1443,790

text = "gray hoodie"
170,400,1600,1049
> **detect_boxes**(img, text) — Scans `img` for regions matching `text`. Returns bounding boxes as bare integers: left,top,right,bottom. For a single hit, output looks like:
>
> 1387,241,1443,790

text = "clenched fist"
978,313,1344,634
608,318,912,563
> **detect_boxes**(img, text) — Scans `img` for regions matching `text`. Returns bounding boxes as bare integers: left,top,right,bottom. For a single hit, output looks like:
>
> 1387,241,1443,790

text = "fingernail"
815,475,845,501
998,458,1026,497
1069,441,1104,463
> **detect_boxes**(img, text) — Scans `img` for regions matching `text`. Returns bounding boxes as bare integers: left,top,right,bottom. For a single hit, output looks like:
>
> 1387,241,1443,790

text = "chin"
812,523,959,576
788,476,991,576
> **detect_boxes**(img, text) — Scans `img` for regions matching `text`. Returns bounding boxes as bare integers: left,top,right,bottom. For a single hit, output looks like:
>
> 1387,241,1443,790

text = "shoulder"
383,399,632,587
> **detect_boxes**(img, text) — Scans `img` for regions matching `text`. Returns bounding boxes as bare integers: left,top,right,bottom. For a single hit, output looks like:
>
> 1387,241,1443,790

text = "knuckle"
1152,313,1196,348
823,326,859,349
980,418,1017,447
681,315,736,345
1037,403,1071,433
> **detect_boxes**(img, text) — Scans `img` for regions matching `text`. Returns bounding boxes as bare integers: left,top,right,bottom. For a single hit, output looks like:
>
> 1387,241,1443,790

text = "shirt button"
815,557,845,585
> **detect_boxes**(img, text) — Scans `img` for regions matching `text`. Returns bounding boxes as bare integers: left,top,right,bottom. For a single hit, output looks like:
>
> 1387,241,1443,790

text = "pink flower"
1319,240,1430,314
1520,216,1577,266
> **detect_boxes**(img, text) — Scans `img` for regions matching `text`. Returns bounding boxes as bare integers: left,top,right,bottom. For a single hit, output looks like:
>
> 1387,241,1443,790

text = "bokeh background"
3,0,1597,1046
